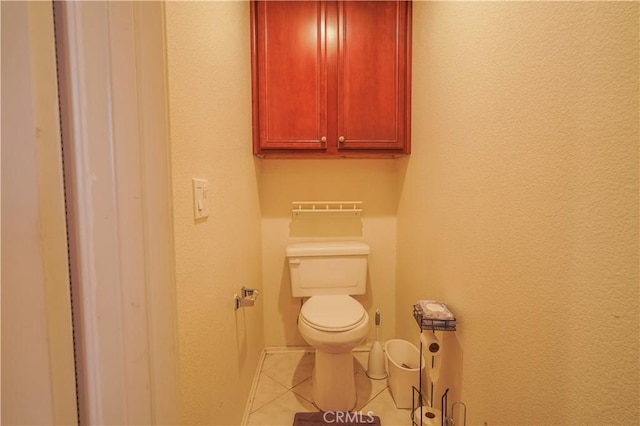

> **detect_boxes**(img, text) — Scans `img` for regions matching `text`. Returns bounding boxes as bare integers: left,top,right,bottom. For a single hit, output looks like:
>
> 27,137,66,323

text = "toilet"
286,241,370,411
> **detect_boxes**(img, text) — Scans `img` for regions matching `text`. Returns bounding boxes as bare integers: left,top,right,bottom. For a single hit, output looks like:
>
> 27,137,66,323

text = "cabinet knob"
339,136,345,143
321,136,327,143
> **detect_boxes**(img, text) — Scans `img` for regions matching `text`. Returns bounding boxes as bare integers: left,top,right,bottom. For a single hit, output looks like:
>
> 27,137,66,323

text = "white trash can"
384,339,425,409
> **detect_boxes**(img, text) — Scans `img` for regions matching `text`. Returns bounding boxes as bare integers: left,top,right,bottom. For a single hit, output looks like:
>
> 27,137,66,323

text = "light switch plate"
192,178,209,220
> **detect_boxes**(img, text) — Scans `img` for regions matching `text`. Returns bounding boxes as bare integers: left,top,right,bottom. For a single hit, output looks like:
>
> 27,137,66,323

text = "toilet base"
312,349,356,411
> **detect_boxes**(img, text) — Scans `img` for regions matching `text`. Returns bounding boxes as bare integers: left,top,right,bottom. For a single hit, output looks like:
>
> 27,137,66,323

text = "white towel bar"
291,201,363,218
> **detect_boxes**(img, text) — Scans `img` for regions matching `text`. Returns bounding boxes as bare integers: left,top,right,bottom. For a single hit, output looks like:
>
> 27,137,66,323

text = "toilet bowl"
298,295,369,410
298,295,369,353
286,241,371,412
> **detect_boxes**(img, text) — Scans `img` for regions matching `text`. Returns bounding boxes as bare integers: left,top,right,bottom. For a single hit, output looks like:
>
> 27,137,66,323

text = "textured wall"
164,2,264,424
397,2,639,424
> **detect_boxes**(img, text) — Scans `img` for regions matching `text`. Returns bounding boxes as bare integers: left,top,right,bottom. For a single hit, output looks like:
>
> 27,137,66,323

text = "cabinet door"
336,1,410,152
253,1,327,152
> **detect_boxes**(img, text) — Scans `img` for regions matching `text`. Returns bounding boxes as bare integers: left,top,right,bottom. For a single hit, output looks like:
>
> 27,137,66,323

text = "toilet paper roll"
412,406,442,426
420,332,443,384
429,353,442,384
420,332,442,357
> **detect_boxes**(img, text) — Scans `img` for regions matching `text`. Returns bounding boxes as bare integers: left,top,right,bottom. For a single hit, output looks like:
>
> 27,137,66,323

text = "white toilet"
286,241,370,411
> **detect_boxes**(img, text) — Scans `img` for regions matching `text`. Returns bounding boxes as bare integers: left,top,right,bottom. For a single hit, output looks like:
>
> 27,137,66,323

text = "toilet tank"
286,241,370,297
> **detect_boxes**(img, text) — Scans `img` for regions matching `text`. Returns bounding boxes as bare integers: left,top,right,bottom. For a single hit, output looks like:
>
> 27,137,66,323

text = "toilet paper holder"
234,287,260,310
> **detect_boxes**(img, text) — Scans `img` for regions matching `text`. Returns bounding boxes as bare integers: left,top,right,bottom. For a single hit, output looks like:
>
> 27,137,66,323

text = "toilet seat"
300,295,366,332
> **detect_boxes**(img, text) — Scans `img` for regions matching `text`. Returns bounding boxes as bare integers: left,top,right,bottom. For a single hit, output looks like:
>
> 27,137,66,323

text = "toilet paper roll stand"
411,303,462,426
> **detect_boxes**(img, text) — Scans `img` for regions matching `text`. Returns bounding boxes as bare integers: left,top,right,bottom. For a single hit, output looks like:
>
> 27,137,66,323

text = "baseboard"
264,344,372,354
265,345,313,354
241,348,267,426
354,344,373,353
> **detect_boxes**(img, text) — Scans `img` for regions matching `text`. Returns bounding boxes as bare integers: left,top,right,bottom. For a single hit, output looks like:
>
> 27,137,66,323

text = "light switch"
192,178,209,220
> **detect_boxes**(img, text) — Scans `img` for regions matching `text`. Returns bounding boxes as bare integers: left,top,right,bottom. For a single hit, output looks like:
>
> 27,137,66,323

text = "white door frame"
55,2,179,424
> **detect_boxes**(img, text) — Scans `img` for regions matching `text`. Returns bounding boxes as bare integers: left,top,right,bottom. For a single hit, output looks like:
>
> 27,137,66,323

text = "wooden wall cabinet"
250,0,412,158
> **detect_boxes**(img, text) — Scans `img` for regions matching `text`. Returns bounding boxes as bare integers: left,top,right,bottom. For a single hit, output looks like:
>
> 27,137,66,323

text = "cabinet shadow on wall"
289,216,363,237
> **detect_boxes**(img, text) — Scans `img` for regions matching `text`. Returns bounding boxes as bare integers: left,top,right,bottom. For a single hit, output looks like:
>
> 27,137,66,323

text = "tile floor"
246,349,414,426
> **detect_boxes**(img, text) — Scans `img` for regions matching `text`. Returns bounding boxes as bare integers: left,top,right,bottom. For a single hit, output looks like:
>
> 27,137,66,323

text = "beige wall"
397,1,639,424
1,2,77,424
260,160,399,347
164,2,264,424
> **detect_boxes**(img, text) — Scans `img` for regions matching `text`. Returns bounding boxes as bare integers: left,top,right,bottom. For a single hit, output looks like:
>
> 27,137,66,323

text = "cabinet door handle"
321,136,327,143
338,136,345,143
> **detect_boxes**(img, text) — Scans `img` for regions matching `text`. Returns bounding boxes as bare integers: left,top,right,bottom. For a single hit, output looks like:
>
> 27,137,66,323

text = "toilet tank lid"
286,241,370,257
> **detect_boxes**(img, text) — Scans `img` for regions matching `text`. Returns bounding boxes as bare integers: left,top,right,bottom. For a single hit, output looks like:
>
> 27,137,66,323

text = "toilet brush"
366,309,387,379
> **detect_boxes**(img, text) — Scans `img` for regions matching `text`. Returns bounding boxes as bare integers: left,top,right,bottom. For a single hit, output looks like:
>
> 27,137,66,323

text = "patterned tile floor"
246,350,414,426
